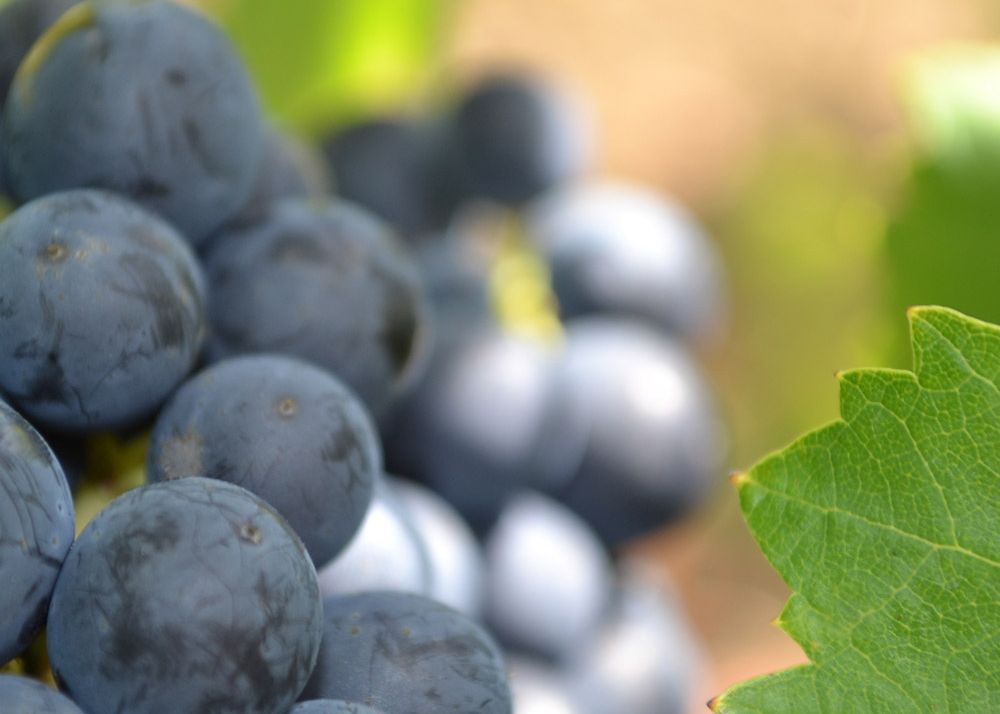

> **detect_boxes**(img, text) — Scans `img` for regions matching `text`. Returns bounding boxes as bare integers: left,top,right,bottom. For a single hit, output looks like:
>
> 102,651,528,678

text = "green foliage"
218,0,451,134
713,307,1000,713
886,48,1000,358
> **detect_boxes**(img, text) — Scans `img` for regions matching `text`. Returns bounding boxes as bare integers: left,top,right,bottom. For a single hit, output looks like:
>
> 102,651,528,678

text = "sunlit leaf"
714,306,1000,713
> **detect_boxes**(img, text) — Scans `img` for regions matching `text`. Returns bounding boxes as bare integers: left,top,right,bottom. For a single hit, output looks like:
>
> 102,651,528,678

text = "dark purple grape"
324,117,462,240
485,492,612,660
528,181,725,341
148,355,379,568
302,591,511,714
2,0,263,243
0,675,83,714
553,319,724,545
204,198,426,410
0,400,75,664
381,328,567,531
566,568,701,714
0,190,207,432
392,478,485,617
47,478,323,714
450,74,588,205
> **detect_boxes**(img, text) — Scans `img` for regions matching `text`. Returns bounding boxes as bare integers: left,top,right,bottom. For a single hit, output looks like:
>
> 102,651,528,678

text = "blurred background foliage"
206,0,455,133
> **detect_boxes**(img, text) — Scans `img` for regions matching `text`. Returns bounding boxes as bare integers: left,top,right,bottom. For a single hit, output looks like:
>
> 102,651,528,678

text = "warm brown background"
448,2,999,710
450,0,994,205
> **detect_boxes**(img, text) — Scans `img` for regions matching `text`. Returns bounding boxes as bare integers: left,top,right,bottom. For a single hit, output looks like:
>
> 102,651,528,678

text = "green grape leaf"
712,306,1000,713
886,48,1000,358
217,0,451,135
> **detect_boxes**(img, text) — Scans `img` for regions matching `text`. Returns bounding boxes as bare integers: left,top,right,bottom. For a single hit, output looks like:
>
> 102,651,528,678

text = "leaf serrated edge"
706,306,979,711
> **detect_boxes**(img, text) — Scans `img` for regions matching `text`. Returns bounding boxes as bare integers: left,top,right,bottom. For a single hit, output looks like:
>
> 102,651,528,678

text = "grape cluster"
0,1,725,713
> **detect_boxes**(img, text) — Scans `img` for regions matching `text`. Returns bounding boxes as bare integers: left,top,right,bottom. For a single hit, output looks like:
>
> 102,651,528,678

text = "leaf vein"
742,475,999,568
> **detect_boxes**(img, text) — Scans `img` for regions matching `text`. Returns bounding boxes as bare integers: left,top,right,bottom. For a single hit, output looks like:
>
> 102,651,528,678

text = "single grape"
0,401,75,665
485,492,612,660
0,674,84,714
450,74,589,205
47,478,323,714
553,318,725,544
204,198,426,410
323,116,463,240
301,591,512,714
392,478,485,617
565,567,702,714
317,478,431,597
381,328,564,531
2,0,263,243
148,355,379,569
0,190,207,432
527,180,725,341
